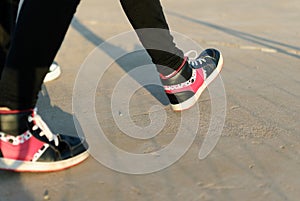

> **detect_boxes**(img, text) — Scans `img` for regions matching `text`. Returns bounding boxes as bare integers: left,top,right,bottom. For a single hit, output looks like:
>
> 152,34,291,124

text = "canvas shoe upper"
0,109,89,172
160,48,224,111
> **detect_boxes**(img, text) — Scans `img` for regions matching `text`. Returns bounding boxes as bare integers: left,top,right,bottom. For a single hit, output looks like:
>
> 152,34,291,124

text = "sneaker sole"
171,52,224,111
0,151,89,172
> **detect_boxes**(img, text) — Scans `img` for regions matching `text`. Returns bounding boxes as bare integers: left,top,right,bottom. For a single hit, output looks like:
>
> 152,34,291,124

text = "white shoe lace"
28,110,59,146
184,50,198,60
185,50,206,67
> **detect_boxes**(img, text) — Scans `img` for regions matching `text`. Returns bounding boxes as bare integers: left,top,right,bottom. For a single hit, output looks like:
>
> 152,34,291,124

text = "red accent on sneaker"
0,133,45,161
164,67,205,94
160,57,188,80
0,109,33,114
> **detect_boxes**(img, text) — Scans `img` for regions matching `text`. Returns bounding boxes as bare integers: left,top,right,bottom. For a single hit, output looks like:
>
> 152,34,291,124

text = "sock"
0,109,32,136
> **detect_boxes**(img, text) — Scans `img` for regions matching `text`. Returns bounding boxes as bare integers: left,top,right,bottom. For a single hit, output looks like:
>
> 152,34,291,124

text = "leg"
0,0,79,110
120,0,185,76
120,0,224,111
0,0,62,83
0,0,19,74
0,0,89,172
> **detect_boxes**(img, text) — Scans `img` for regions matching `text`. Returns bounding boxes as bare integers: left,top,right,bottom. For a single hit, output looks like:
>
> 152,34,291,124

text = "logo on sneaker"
164,69,197,92
0,132,31,145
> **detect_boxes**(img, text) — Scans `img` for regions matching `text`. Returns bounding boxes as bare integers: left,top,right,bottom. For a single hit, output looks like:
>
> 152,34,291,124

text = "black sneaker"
0,109,89,172
160,48,224,111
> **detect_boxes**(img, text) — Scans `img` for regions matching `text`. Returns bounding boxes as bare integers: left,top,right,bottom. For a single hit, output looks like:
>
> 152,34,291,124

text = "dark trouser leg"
0,0,80,110
0,0,19,74
120,0,185,75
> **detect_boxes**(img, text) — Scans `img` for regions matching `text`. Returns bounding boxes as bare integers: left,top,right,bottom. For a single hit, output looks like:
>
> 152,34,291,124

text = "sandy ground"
1,0,300,200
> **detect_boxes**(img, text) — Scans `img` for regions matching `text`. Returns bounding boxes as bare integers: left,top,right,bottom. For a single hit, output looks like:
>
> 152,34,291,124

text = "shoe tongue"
0,110,33,136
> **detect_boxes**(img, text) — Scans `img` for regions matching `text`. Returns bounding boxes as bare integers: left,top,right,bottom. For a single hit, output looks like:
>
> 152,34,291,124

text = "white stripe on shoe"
0,151,89,172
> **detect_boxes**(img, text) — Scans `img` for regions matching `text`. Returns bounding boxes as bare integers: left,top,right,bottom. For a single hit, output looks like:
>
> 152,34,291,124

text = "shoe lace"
185,50,206,67
189,58,207,67
28,110,59,146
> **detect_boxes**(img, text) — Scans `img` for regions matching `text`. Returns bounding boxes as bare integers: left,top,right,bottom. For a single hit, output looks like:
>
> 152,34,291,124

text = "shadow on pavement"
166,10,300,59
0,170,35,201
71,17,169,106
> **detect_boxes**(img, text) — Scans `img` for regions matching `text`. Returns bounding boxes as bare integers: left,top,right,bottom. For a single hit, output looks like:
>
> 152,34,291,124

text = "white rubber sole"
171,53,224,111
0,151,89,172
43,62,61,83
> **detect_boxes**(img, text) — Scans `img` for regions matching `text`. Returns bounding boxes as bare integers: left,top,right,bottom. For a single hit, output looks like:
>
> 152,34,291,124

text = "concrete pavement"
0,0,299,200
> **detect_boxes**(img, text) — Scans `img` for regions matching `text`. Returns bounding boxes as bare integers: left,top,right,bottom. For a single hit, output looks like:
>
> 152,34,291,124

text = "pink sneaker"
160,48,224,111
0,109,89,172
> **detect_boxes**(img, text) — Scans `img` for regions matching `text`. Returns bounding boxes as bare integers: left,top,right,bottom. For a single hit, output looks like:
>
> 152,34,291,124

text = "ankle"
0,109,33,136
160,57,188,80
